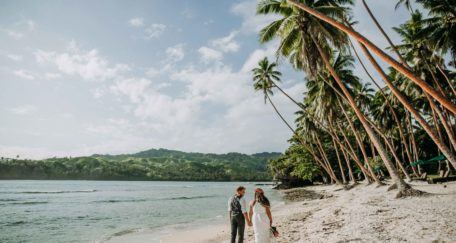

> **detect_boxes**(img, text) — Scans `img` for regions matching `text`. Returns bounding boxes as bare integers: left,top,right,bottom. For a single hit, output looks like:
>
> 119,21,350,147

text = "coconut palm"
395,0,414,11
252,57,297,136
258,0,413,191
286,0,456,115
417,0,456,63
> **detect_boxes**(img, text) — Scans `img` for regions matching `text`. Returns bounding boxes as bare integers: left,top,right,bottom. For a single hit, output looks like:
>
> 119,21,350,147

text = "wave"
5,221,27,226
0,198,18,202
8,201,48,205
166,195,216,200
2,189,97,194
93,199,147,203
112,228,140,237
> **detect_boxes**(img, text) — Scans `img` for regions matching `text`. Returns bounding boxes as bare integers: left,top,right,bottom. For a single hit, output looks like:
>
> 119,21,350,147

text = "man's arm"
228,198,232,222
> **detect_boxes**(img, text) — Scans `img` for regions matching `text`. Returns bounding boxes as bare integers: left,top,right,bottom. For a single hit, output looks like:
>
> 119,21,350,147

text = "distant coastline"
0,148,281,181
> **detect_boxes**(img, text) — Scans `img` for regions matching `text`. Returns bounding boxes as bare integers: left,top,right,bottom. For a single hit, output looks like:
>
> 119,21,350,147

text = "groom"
228,186,252,243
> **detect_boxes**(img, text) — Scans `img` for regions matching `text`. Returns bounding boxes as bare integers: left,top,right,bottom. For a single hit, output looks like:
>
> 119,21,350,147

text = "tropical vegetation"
254,0,455,197
0,149,280,181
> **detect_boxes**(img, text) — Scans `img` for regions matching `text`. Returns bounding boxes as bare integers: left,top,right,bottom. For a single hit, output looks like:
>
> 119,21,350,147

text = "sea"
0,180,283,243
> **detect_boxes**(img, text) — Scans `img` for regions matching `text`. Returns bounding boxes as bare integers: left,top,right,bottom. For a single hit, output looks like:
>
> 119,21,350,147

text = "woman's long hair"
253,188,270,207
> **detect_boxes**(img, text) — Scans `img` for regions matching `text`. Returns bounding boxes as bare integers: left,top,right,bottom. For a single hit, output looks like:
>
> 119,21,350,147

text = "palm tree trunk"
287,0,456,115
427,94,456,151
265,93,342,183
348,38,415,172
436,64,456,96
270,81,302,107
366,118,412,181
340,142,356,183
307,143,341,182
327,123,373,181
361,0,408,66
332,130,347,184
358,43,456,170
308,34,411,195
336,100,382,185
315,135,342,184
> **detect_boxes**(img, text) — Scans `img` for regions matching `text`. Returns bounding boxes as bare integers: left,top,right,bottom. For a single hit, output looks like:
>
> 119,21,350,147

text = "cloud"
91,88,106,99
241,42,277,72
6,30,24,39
196,31,240,63
166,44,185,62
9,105,37,115
210,31,240,53
110,78,151,103
129,17,144,27
34,45,130,82
25,20,36,30
181,8,194,19
13,69,35,80
198,46,223,63
145,24,166,39
6,54,23,61
44,72,62,80
231,0,279,34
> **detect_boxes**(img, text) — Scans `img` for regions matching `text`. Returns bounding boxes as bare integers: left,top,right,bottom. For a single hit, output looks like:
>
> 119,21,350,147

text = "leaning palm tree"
252,57,297,139
286,0,456,115
258,0,414,194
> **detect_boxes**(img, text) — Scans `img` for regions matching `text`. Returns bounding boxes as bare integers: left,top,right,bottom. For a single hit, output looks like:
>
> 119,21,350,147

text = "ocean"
0,180,282,242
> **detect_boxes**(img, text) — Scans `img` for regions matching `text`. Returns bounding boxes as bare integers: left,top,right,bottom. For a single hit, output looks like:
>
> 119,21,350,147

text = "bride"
249,188,274,243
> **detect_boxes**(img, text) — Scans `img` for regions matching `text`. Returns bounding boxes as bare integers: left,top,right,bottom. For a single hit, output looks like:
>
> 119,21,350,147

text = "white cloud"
6,30,24,39
210,31,240,53
166,44,185,62
13,69,35,80
181,8,194,19
6,54,23,61
110,78,151,103
145,24,166,39
241,42,277,72
9,105,37,115
34,45,130,82
203,19,214,25
91,88,106,99
231,0,280,34
129,17,144,27
26,20,36,30
198,46,223,63
44,72,62,80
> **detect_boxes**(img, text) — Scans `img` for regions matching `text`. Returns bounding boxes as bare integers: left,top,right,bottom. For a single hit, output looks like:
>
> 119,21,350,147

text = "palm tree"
252,58,297,134
286,0,456,115
395,0,414,12
258,0,411,192
417,0,456,63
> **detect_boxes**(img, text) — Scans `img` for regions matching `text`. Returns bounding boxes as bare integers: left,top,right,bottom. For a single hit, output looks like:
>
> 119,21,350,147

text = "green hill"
0,148,281,181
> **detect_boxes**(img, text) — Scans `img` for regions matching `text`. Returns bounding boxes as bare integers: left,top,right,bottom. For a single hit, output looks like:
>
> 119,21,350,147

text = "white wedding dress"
252,203,272,243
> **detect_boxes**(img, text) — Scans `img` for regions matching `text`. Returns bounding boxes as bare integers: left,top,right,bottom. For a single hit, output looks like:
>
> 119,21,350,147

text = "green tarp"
410,155,446,167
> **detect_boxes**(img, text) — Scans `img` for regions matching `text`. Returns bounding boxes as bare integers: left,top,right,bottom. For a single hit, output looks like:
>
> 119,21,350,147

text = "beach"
112,181,456,243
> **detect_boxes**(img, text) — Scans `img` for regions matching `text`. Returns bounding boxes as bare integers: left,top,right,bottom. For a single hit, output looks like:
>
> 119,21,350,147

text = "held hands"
248,220,253,227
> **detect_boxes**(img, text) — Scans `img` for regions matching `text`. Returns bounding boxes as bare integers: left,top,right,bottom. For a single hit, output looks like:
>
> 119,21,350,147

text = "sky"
0,0,414,159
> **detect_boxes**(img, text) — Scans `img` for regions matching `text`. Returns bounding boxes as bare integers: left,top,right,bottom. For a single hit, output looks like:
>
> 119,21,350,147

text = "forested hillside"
0,149,280,181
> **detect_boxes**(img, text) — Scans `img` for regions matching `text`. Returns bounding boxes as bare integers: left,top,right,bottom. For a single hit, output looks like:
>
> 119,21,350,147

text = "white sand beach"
108,181,456,243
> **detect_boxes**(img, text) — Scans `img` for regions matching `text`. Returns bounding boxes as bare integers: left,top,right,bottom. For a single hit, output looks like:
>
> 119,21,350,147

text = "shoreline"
106,181,456,242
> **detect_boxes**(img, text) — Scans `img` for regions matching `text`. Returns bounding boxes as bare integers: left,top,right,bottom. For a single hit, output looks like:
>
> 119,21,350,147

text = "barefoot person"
228,186,252,243
249,188,274,243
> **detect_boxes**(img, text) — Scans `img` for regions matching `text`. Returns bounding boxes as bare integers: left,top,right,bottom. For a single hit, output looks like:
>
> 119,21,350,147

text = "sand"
106,180,456,243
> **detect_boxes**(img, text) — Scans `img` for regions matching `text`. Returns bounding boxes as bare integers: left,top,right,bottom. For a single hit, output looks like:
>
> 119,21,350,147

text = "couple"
228,186,276,243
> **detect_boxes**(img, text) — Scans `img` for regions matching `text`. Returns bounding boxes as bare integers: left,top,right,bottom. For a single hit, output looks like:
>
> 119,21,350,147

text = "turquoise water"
0,180,282,243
